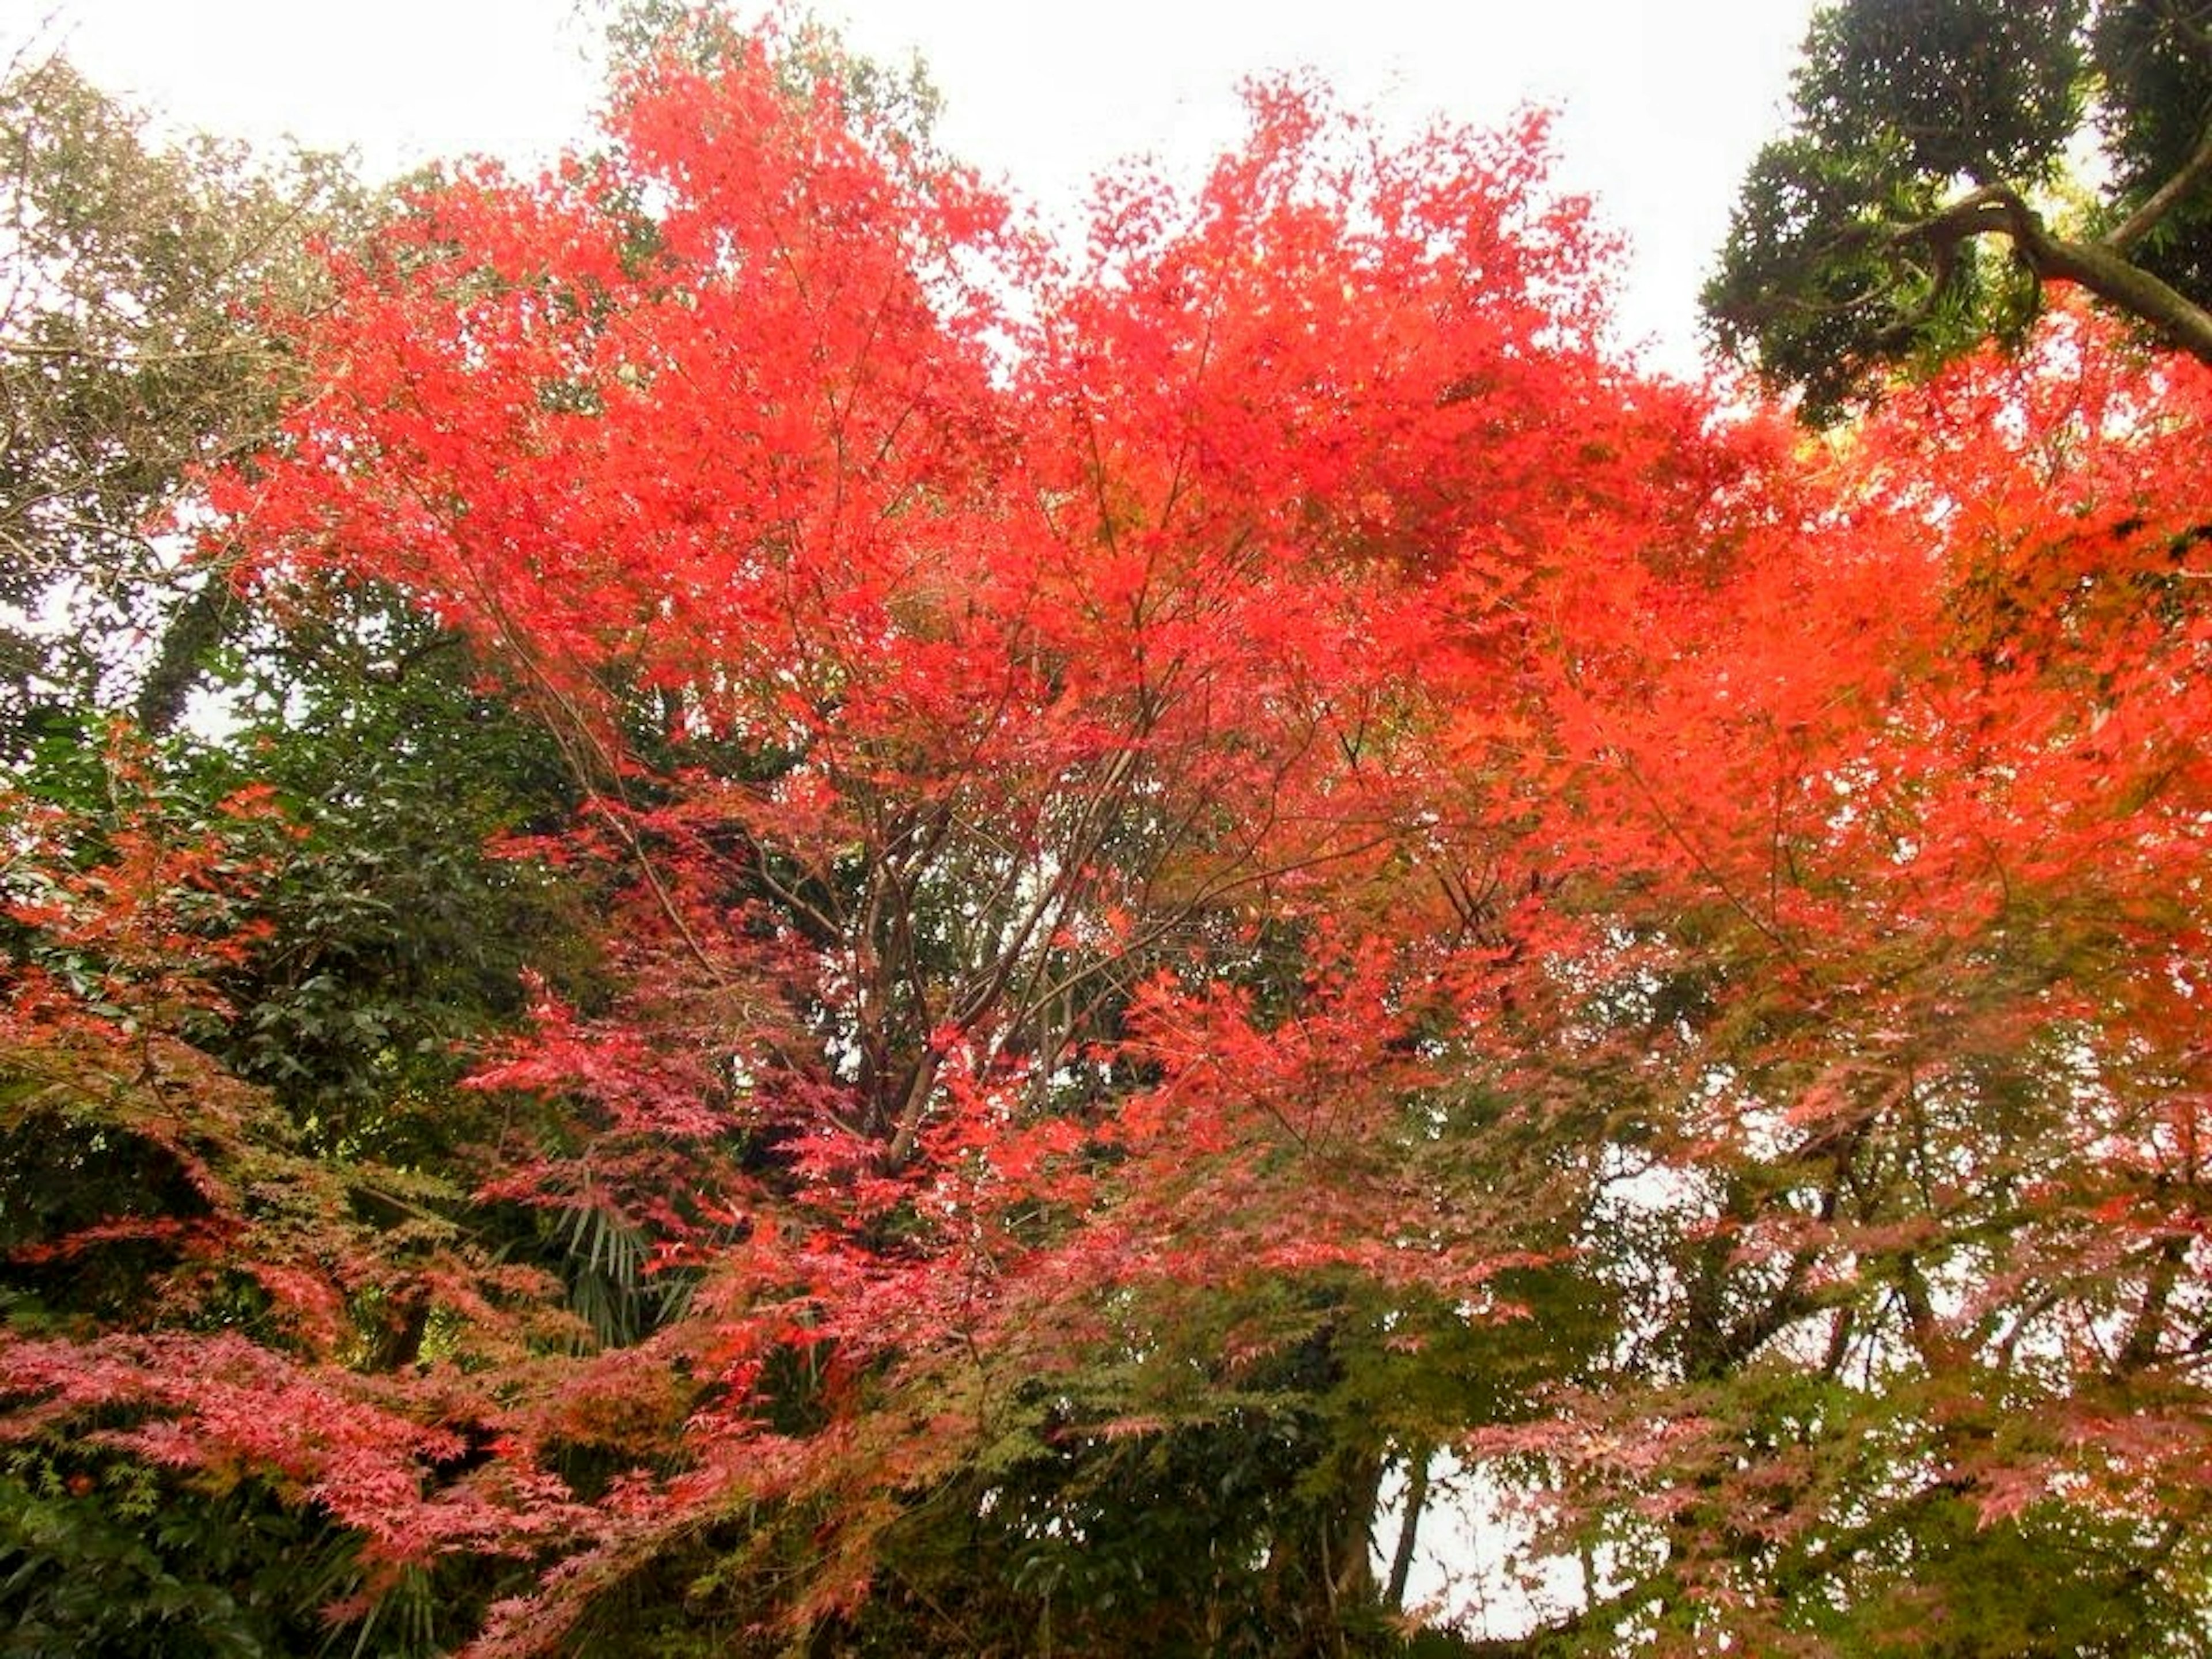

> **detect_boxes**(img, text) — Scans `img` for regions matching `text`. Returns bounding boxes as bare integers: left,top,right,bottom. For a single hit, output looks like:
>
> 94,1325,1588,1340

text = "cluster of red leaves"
1478,313,2212,1638
0,741,599,1589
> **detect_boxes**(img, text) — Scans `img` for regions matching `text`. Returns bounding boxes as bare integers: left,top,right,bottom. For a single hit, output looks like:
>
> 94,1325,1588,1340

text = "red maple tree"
6,17,2207,1655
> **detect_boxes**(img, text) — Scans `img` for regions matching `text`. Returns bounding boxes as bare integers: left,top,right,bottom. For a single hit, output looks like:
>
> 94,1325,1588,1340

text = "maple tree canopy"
3,16,2211,1657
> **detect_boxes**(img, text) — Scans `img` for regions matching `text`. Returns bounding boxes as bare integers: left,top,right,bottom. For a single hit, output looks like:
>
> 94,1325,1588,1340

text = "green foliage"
2093,0,2212,296
1706,0,2212,418
0,1443,410,1659
1792,0,2087,179
207,588,591,1156
0,49,365,751
594,0,948,176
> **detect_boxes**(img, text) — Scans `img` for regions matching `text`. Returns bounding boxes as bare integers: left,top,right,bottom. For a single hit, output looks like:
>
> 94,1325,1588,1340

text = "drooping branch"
1908,184,2212,370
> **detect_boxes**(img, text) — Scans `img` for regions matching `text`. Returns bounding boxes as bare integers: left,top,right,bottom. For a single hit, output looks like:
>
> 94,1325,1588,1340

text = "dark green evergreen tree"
1706,0,2212,418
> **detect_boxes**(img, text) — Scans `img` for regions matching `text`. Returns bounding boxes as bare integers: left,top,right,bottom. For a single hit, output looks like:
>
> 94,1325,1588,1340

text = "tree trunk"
133,571,234,736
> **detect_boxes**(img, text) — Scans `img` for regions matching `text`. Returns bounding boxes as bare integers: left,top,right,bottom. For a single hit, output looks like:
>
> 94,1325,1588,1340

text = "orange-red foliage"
10,22,2209,1652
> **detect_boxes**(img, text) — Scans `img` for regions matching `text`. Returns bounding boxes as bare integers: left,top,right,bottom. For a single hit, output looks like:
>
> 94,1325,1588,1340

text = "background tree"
0,44,615,1656
0,45,359,752
1705,0,2212,419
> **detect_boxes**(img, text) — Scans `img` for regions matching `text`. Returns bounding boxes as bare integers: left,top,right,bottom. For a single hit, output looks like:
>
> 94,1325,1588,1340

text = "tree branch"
2104,118,2212,254
1385,1449,1429,1611
1912,185,2212,369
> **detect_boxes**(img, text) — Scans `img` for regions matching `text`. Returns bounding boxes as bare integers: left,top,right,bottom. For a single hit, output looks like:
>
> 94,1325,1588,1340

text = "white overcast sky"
12,0,1822,371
